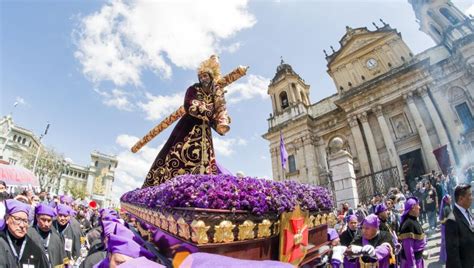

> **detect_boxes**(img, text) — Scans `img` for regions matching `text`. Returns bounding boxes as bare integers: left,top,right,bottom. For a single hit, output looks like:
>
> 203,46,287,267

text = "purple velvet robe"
143,84,218,187
399,215,426,268
350,231,393,268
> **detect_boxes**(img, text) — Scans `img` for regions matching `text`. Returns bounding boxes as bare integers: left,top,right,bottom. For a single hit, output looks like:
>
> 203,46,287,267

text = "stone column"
373,105,404,177
359,112,382,172
404,92,439,171
418,86,454,160
328,144,359,208
348,116,371,175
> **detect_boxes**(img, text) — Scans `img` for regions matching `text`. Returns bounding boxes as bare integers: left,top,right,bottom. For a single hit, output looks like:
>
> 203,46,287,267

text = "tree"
22,146,67,192
62,181,87,200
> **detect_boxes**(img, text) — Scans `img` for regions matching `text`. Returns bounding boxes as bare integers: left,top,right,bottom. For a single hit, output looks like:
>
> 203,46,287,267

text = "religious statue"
138,55,248,187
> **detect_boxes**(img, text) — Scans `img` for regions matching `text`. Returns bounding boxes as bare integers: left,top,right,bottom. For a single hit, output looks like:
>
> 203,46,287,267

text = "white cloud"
467,4,474,16
225,74,270,104
94,88,134,111
213,136,247,156
138,91,184,121
15,97,26,106
74,0,256,87
111,134,164,200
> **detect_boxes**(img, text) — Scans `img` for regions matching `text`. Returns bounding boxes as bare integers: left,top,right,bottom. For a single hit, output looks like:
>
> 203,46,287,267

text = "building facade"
263,0,474,192
0,115,118,207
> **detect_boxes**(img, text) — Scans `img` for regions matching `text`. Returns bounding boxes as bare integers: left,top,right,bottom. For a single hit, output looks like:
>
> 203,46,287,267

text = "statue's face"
198,72,212,88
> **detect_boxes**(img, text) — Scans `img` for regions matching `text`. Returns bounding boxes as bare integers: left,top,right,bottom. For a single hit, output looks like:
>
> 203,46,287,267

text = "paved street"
423,223,444,268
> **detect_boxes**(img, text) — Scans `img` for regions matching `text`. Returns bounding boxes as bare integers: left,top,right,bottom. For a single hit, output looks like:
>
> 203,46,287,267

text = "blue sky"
1,0,473,200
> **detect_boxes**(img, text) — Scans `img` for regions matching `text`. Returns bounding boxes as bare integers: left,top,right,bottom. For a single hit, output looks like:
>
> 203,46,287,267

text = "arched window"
440,7,460,25
22,138,26,145
13,135,17,142
288,155,296,173
95,160,98,167
430,24,442,37
300,91,306,103
280,91,289,109
455,102,474,131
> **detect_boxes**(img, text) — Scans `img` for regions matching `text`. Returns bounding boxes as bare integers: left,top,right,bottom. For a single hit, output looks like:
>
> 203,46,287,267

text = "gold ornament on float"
238,220,256,241
214,220,236,243
309,215,315,228
168,215,178,235
257,219,272,238
177,217,191,240
191,220,210,244
273,220,281,235
160,213,168,231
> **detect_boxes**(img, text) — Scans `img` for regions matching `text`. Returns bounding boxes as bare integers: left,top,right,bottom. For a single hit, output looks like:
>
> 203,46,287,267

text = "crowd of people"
328,177,473,268
0,168,473,268
0,179,171,268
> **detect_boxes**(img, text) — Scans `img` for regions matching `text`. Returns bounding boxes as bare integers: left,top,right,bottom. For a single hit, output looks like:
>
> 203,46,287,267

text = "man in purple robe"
398,197,426,268
142,57,225,188
347,214,394,268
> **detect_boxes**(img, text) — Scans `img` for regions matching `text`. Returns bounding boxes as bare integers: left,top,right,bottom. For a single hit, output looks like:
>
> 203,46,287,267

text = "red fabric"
0,163,39,186
283,216,309,263
433,145,451,175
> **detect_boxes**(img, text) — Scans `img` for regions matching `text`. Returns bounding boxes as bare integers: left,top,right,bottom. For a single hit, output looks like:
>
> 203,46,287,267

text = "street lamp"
56,160,70,195
32,123,50,174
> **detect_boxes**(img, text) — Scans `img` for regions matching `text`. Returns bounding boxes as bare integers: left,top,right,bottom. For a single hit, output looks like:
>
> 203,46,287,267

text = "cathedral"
263,0,474,197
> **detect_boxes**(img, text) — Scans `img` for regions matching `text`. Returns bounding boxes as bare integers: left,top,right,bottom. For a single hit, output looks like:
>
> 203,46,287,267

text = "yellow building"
263,0,474,199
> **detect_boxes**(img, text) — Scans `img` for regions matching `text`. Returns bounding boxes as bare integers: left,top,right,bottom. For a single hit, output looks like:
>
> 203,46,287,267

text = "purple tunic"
361,237,391,268
349,231,394,268
399,215,426,268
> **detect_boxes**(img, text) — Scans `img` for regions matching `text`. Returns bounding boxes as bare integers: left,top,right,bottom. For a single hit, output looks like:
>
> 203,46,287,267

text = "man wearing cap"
60,196,84,242
0,199,49,267
446,183,474,268
54,204,82,261
94,234,156,268
398,197,426,268
81,220,118,268
336,215,359,268
347,214,394,268
28,203,66,267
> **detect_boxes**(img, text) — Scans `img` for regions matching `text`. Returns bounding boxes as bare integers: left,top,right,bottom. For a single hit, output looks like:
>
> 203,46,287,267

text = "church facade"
263,0,474,192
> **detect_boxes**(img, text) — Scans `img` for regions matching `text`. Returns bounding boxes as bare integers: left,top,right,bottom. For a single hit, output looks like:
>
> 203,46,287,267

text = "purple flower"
120,175,333,215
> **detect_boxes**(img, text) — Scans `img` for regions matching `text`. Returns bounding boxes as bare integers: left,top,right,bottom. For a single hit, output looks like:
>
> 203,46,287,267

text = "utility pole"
32,123,50,174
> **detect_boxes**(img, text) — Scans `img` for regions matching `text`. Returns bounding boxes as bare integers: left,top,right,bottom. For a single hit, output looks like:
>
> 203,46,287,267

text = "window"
288,155,296,173
22,138,26,145
280,91,289,109
95,161,98,167
13,135,17,142
8,158,17,165
430,24,442,37
300,91,306,103
455,102,474,131
440,7,460,25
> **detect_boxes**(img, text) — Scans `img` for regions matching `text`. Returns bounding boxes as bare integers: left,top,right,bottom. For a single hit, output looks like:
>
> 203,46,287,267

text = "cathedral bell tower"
267,58,310,116
409,0,474,50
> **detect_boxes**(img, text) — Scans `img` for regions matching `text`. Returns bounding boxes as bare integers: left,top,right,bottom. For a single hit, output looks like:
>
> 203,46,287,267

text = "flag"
280,131,288,171
433,145,451,175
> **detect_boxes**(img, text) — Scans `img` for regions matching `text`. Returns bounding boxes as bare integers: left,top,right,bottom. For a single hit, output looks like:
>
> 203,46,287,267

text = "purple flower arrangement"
121,174,333,215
